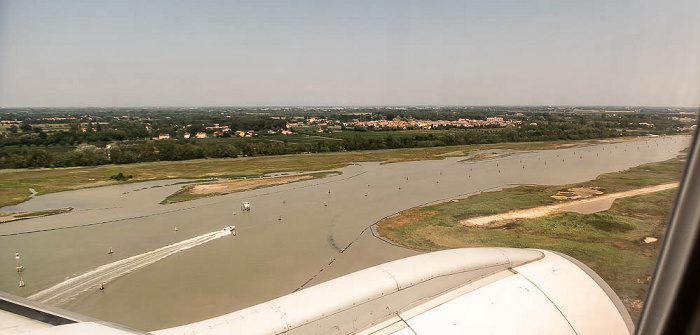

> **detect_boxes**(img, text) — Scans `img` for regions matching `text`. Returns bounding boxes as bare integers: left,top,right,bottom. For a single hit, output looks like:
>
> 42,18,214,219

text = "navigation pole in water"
15,252,23,272
15,252,25,288
29,229,235,306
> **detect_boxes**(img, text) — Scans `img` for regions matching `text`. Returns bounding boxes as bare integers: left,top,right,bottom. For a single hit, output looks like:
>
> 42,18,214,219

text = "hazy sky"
1,0,699,107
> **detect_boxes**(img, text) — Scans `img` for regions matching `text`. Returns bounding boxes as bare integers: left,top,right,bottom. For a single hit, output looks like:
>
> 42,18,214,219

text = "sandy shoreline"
188,174,314,195
461,182,679,227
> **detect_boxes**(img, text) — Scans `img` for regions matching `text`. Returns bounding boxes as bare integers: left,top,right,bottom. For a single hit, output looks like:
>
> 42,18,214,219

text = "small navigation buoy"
365,193,368,197
368,184,371,187
98,282,105,290
282,200,286,204
175,226,179,232
398,186,401,190
108,247,113,255
324,202,328,207
328,190,331,194
278,215,282,221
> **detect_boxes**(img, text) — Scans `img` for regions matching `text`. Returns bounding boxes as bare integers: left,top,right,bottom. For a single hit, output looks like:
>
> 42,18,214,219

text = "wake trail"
29,230,232,306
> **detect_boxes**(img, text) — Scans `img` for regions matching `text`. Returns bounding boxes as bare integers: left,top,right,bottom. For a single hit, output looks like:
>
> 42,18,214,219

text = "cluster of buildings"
342,117,519,129
206,124,230,136
671,117,696,123
156,129,285,140
285,117,338,129
158,130,250,140
148,116,521,140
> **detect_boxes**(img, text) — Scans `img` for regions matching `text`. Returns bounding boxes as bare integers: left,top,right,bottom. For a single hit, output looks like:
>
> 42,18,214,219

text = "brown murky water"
0,136,689,331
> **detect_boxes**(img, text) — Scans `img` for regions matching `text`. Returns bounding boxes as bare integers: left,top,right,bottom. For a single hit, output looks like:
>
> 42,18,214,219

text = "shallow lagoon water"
0,136,690,330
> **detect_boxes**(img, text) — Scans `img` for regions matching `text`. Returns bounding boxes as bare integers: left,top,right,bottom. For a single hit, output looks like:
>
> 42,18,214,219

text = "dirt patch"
558,198,617,215
554,143,579,148
622,298,644,316
462,151,510,161
188,175,313,195
461,182,679,228
378,209,437,231
636,276,652,284
551,187,604,200
436,150,467,157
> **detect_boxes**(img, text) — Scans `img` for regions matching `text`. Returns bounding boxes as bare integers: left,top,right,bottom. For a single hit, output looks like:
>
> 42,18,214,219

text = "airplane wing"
1,247,632,334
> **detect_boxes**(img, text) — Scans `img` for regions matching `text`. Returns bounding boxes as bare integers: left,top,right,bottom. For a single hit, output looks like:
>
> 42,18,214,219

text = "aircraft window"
0,1,698,334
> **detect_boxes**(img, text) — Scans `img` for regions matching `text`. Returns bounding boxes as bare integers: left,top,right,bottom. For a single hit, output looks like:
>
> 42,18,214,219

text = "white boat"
222,226,236,234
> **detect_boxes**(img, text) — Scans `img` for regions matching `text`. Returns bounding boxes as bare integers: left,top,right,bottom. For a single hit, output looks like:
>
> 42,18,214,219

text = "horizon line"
1,104,699,110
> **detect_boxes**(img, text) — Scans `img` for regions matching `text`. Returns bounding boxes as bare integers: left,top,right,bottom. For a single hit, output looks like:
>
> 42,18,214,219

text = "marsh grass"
377,158,683,319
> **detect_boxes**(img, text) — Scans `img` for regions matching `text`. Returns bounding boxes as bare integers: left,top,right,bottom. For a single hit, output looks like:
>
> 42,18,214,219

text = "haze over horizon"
2,104,699,110
1,0,699,108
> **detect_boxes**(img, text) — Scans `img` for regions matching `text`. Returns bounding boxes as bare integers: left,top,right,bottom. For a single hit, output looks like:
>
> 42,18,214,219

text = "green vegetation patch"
109,172,133,181
378,158,684,320
581,157,685,193
161,188,209,204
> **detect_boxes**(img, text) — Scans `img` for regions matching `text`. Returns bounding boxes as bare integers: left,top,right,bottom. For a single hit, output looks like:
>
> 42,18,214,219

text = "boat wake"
29,230,232,306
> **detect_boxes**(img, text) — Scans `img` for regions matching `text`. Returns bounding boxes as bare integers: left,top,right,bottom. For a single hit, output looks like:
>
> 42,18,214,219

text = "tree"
20,121,32,133
69,120,82,134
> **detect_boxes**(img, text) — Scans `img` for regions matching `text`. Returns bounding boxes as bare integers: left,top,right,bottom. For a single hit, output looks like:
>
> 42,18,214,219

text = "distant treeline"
1,109,693,169
0,118,288,148
0,122,655,169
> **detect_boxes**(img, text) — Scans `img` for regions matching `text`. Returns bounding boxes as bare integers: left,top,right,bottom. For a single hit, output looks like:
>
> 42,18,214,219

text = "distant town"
0,106,696,168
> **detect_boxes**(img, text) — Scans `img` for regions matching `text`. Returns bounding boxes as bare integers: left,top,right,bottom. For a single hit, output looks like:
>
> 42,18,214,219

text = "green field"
377,157,686,319
0,123,71,133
